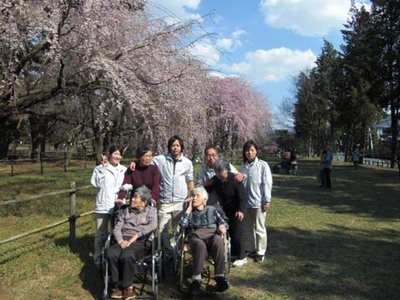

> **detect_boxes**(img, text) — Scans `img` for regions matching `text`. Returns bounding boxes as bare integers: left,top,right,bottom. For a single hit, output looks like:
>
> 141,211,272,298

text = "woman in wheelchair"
180,186,230,295
106,186,157,299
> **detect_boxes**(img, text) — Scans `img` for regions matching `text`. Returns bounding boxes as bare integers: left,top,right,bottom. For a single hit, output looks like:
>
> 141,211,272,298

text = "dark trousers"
106,239,145,289
320,168,331,188
226,212,245,260
187,228,225,276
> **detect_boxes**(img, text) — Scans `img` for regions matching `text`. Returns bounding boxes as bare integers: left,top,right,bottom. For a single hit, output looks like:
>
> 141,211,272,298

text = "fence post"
40,152,44,174
11,158,14,176
69,181,76,248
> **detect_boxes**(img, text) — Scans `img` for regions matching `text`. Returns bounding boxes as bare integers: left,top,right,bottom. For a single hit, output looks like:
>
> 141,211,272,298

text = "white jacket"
91,163,127,214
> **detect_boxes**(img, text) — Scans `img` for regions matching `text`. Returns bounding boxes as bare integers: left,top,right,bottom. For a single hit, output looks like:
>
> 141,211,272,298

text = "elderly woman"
180,186,229,295
106,186,157,300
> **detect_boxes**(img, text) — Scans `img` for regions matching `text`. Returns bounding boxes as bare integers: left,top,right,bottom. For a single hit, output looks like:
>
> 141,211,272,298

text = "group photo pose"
90,137,273,298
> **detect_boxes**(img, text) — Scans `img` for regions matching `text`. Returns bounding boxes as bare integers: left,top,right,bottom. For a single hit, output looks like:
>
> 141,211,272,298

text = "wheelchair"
100,206,162,300
172,225,231,292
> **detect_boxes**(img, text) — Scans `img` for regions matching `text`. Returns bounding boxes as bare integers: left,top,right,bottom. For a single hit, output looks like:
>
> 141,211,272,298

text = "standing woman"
240,140,273,262
117,145,160,204
91,146,127,266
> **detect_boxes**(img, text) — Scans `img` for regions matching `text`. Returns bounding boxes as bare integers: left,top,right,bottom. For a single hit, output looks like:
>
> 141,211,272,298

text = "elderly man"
179,186,229,295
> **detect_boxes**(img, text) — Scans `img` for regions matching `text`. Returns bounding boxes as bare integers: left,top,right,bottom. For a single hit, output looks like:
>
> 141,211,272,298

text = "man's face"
205,148,218,167
169,140,181,158
192,190,206,209
215,169,228,181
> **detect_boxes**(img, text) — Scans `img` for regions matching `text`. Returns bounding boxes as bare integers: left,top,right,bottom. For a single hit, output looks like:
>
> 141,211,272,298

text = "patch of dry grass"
0,158,399,299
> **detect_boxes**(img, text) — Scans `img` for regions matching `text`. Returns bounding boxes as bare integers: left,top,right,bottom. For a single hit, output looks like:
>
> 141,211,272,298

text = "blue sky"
145,0,371,126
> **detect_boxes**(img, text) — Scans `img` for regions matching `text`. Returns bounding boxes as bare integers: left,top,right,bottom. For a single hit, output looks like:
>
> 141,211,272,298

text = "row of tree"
0,0,273,162
288,0,399,166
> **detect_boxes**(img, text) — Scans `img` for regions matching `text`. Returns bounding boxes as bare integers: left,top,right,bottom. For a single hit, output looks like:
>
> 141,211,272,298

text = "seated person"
106,186,157,300
179,186,229,295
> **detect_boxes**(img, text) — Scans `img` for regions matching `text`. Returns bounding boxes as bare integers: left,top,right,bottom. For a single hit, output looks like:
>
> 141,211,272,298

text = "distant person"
289,147,298,175
320,145,333,189
90,146,127,267
106,186,157,300
117,145,160,204
352,147,361,169
179,186,229,295
240,140,273,263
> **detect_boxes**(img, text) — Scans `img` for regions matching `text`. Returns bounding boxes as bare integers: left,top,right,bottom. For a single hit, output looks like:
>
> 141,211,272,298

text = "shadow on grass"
272,160,400,220
55,235,104,299
258,225,400,300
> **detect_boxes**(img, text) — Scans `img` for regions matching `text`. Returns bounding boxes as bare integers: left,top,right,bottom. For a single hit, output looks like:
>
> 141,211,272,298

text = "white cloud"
189,42,221,66
227,47,316,83
259,0,370,36
146,0,202,22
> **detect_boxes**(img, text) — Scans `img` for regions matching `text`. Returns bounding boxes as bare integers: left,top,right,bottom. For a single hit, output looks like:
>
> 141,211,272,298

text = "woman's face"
109,150,122,166
138,151,153,167
130,192,146,211
245,145,257,162
192,190,206,209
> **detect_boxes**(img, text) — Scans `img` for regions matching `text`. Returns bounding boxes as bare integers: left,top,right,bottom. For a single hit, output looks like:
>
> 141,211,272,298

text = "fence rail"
0,182,94,248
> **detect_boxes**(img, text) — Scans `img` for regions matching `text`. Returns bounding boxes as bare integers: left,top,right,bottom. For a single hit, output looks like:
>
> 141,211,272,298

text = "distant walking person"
320,145,333,189
352,147,361,169
90,146,127,267
240,140,273,263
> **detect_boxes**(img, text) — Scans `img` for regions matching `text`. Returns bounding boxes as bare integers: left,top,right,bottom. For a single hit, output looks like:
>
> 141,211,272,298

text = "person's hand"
262,202,271,213
218,224,227,235
101,154,108,167
115,198,124,205
184,197,193,213
235,211,244,221
118,240,129,249
234,172,244,182
129,161,136,171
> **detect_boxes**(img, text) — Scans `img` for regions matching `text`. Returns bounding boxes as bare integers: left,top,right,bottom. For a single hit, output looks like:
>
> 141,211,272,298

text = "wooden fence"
0,182,94,248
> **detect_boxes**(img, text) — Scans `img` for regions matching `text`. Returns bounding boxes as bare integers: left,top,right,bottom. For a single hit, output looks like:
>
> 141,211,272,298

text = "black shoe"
215,276,229,292
189,280,201,295
254,255,265,263
246,250,257,258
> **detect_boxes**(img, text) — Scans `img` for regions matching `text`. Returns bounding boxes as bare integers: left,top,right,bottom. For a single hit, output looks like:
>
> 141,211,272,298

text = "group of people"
90,136,273,298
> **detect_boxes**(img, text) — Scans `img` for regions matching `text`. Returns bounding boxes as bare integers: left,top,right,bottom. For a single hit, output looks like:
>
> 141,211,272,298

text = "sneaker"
189,280,201,295
110,287,123,299
254,255,265,263
215,276,229,292
122,287,135,300
232,257,247,267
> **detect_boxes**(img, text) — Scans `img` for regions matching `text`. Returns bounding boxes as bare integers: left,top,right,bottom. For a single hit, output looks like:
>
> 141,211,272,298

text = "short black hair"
136,145,152,159
167,135,184,152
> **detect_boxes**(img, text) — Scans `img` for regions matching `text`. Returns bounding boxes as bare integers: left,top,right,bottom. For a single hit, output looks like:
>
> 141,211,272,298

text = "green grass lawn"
0,158,399,299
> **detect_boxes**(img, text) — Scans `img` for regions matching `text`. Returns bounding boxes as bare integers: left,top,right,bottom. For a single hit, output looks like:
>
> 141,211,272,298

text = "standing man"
240,140,273,263
153,135,194,257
